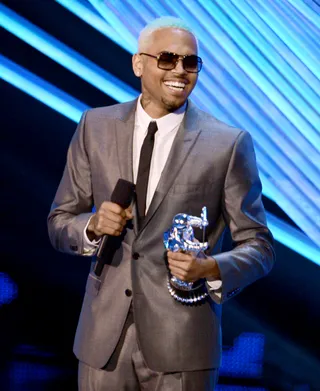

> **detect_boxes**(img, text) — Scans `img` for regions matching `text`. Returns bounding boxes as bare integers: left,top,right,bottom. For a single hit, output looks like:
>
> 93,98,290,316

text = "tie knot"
147,121,158,137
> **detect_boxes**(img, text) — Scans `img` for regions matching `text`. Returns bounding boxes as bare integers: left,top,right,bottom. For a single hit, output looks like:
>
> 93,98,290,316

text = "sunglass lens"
184,55,201,72
158,53,177,69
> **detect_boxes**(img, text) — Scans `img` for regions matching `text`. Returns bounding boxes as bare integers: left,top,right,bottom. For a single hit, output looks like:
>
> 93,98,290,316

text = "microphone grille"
111,179,135,209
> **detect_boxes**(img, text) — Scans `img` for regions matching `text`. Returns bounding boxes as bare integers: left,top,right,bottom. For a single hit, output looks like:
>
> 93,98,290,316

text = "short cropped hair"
138,16,198,52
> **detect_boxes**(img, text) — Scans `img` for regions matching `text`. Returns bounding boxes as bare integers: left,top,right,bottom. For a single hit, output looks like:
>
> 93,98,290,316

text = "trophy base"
167,277,208,304
169,275,203,291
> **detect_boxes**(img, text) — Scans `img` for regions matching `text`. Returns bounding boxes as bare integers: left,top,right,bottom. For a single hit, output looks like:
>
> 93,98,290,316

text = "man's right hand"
86,201,133,241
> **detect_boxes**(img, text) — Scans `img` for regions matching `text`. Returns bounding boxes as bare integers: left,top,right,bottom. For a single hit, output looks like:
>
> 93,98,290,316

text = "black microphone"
94,179,135,276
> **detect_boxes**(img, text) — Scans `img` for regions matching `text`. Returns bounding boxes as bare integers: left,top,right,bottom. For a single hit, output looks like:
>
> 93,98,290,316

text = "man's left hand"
167,250,221,282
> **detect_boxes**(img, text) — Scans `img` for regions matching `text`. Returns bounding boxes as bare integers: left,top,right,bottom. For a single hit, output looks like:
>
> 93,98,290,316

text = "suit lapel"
139,101,202,232
114,101,137,183
114,99,139,234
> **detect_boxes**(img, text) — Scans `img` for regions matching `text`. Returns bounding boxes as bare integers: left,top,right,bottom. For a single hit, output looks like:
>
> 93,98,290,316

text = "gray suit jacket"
48,99,275,372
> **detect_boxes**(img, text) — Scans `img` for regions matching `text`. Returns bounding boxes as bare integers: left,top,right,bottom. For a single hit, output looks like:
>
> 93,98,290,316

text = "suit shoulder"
195,107,245,139
84,100,137,122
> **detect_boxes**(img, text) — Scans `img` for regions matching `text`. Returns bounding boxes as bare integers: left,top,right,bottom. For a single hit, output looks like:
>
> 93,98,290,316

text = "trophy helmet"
173,213,189,229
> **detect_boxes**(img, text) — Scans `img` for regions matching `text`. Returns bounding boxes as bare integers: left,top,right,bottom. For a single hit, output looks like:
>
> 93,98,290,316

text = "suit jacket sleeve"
47,110,94,256
211,130,275,304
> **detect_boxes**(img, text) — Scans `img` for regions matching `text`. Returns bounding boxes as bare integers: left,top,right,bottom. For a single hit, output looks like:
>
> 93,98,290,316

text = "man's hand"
86,201,133,241
167,250,221,282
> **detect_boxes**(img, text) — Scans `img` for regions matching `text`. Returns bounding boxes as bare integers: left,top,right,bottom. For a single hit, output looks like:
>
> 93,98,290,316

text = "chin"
162,97,187,113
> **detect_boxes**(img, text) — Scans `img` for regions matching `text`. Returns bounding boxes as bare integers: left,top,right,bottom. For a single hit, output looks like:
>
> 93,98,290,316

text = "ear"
132,53,143,77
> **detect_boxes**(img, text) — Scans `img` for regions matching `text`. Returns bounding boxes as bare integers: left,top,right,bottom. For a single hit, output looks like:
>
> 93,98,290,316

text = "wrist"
86,215,101,242
204,256,221,280
86,229,100,242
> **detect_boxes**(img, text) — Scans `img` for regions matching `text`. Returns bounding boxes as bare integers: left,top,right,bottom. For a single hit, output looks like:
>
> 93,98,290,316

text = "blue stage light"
0,55,88,123
191,1,320,139
0,4,139,103
220,333,265,378
266,212,320,265
255,1,320,80
216,387,267,391
286,0,320,28
0,273,18,306
87,0,137,52
10,361,63,388
55,0,133,53
229,1,320,95
271,0,319,48
202,0,320,123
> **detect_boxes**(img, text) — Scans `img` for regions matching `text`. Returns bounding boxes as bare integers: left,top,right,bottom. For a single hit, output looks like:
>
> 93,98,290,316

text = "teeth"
164,81,186,89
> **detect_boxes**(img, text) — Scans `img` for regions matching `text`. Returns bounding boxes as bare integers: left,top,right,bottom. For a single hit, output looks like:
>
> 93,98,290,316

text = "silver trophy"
163,207,209,304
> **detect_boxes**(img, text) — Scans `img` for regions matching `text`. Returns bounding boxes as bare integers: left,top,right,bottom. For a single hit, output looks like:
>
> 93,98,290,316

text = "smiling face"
133,28,199,118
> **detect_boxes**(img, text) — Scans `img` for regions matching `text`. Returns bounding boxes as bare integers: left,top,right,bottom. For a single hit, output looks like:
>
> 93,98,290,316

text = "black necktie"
136,121,158,224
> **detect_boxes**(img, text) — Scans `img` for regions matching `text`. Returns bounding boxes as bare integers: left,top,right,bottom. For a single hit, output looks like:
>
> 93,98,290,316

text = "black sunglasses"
139,51,203,73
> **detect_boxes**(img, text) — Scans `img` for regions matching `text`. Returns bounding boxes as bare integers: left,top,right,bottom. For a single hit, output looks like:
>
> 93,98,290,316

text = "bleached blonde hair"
138,16,199,52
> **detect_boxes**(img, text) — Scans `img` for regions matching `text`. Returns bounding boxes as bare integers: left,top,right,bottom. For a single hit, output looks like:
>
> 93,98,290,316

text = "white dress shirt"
133,96,186,213
83,96,221,293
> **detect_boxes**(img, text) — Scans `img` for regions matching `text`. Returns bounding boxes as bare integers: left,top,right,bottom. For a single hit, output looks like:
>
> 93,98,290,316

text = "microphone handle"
95,235,109,276
94,179,135,276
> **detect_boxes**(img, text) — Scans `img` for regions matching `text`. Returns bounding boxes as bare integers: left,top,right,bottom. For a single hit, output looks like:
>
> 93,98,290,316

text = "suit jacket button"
125,289,132,297
132,252,139,260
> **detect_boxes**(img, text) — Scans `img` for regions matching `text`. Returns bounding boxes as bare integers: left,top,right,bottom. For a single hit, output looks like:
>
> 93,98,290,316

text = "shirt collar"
136,95,186,135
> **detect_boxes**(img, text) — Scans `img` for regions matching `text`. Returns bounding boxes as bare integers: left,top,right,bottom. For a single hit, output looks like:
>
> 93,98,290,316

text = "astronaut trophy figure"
163,207,209,304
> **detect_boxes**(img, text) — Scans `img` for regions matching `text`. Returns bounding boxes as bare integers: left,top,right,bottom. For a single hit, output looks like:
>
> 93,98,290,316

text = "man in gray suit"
48,16,275,391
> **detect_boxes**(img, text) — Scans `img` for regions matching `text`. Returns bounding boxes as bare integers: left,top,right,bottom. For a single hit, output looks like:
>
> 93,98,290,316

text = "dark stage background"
1,1,320,390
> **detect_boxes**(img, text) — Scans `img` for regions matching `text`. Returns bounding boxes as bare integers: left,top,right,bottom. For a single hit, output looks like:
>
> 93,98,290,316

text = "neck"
140,93,187,119
140,96,170,118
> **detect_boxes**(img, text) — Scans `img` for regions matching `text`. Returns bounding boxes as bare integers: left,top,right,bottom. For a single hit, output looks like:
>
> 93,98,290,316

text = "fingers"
166,250,209,282
125,206,133,220
168,262,197,282
167,251,195,281
100,201,127,218
90,201,131,237
168,264,192,281
169,268,196,282
167,250,193,262
168,262,193,281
